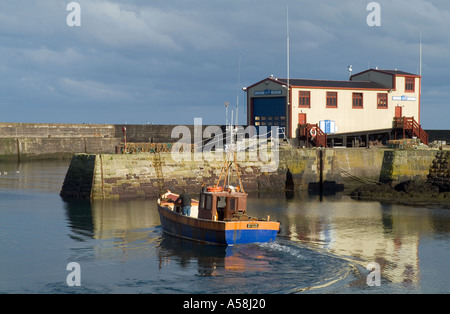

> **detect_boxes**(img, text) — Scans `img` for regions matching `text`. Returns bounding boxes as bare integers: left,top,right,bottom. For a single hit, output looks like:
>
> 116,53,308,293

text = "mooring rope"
339,168,379,185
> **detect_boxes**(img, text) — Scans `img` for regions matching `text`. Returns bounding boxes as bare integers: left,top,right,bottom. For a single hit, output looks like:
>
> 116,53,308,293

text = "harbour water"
1,160,450,294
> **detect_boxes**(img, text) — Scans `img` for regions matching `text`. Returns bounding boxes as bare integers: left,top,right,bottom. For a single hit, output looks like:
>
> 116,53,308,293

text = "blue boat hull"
158,205,279,246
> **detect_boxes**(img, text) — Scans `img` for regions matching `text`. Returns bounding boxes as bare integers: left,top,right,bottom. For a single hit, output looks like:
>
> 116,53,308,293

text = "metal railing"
298,123,327,148
393,117,428,145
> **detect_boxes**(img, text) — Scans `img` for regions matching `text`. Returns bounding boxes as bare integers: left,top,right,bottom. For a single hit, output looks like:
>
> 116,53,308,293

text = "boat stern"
224,221,280,245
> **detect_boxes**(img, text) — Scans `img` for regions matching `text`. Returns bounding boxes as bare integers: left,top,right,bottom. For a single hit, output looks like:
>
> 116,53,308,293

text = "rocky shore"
350,179,450,205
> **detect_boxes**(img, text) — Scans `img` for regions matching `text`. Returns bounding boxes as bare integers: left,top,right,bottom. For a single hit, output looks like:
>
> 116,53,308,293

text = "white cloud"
80,1,181,51
19,47,83,66
59,77,133,102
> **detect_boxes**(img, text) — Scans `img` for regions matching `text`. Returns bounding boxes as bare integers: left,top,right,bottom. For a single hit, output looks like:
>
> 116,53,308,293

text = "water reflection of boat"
158,234,231,276
158,234,271,277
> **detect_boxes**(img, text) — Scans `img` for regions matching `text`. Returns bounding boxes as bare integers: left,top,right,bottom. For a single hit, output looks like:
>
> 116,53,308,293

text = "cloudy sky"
0,0,449,129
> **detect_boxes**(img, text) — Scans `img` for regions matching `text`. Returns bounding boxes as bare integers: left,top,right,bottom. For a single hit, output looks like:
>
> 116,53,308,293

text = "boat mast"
419,31,422,76
215,102,245,192
287,6,290,90
235,55,241,132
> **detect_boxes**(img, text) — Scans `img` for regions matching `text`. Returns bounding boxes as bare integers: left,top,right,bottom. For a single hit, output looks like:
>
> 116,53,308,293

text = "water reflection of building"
90,199,160,240
285,199,433,286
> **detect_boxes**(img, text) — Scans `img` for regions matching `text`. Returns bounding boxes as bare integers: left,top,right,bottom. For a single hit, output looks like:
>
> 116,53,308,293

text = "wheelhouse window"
205,194,213,211
377,93,388,109
405,77,415,92
299,91,311,108
200,193,206,209
326,92,337,108
228,198,237,211
352,93,363,109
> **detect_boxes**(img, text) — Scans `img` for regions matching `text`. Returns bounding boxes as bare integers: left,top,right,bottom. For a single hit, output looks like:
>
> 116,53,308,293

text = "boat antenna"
235,55,241,130
228,110,234,186
287,6,290,91
419,31,423,76
225,101,229,133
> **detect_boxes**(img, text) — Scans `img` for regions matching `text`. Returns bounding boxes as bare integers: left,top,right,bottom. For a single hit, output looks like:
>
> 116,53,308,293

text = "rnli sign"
254,89,282,96
319,120,336,134
392,95,416,101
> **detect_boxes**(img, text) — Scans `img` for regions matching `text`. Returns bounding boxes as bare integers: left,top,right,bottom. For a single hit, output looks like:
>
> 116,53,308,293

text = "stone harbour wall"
379,150,437,185
61,148,340,199
335,148,386,187
0,122,115,138
60,154,96,199
428,151,450,192
0,122,222,161
0,123,119,161
60,148,445,200
0,137,120,161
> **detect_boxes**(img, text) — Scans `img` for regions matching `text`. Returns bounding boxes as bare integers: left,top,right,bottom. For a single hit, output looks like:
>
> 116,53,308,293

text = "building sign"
392,95,416,101
319,120,336,134
254,89,283,96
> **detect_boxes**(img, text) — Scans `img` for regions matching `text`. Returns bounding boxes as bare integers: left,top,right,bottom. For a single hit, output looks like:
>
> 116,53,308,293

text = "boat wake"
252,240,356,293
152,232,358,294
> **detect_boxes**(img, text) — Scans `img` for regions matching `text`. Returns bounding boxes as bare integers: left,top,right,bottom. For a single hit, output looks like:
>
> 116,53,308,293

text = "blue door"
252,97,286,136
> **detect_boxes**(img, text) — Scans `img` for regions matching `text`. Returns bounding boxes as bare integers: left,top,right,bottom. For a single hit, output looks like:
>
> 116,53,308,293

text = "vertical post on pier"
122,127,127,154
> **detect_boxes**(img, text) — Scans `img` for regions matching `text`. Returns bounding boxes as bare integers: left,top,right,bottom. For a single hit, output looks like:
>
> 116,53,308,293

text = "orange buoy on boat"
207,186,223,192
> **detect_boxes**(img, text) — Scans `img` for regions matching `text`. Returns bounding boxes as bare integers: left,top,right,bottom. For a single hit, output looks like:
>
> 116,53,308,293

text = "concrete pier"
0,122,222,161
60,148,445,199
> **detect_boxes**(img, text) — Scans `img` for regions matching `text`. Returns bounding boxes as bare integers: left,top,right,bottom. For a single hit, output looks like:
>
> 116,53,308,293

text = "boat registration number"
247,223,259,229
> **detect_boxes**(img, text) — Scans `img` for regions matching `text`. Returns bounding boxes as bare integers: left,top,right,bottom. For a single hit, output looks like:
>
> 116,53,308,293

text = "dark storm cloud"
0,0,449,128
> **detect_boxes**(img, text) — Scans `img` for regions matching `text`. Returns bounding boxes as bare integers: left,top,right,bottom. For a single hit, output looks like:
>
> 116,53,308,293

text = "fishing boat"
157,146,280,245
157,187,280,246
158,101,280,245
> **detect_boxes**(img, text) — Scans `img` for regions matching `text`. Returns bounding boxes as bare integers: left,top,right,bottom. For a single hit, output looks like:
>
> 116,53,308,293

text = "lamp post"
122,126,127,154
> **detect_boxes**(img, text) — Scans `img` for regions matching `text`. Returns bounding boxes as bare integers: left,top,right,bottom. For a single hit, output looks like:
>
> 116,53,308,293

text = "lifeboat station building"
245,69,427,147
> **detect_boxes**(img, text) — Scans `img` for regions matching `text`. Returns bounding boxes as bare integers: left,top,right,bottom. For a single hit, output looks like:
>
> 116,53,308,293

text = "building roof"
246,69,418,91
350,68,420,79
274,78,389,90
374,69,418,76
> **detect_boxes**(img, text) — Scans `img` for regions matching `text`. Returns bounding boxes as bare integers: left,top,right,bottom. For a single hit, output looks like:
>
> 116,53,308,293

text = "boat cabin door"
198,192,217,220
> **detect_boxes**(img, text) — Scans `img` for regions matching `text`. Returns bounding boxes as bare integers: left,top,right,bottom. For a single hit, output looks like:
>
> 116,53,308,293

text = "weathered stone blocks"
60,148,446,199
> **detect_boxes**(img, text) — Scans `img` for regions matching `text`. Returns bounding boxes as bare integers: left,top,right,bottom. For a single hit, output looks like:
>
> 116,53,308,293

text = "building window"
352,93,363,109
299,91,310,108
405,77,415,92
377,93,388,109
326,92,338,108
